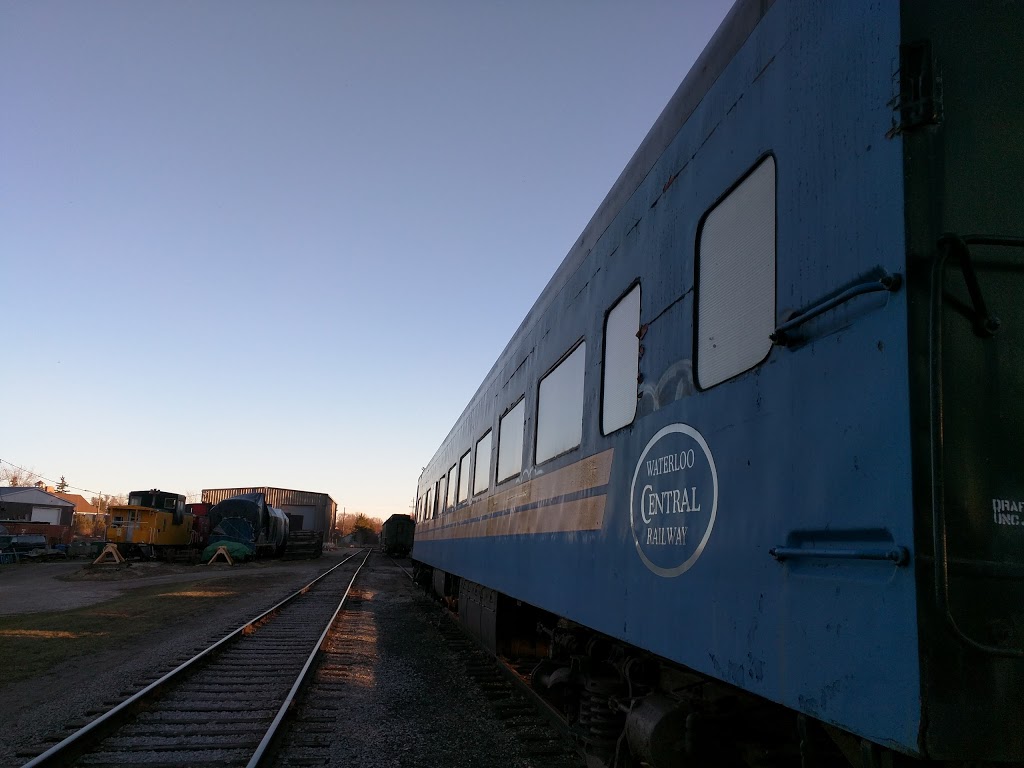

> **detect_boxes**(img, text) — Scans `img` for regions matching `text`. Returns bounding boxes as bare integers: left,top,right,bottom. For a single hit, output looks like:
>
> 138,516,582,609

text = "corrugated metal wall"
201,487,336,533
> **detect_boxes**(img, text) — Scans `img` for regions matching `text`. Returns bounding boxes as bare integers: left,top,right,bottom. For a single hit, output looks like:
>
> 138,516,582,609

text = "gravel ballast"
275,555,582,768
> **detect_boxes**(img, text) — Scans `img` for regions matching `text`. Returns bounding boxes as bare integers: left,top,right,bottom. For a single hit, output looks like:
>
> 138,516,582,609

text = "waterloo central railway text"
645,449,696,477
640,485,701,529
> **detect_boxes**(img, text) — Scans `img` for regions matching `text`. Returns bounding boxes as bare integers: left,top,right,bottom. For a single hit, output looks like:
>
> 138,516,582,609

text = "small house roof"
0,487,76,507
52,492,99,514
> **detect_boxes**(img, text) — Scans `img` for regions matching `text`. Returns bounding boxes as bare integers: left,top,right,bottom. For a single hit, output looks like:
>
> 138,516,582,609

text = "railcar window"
696,155,776,389
497,399,525,483
536,342,586,464
602,285,641,434
445,465,457,512
424,487,432,521
458,450,471,503
473,430,492,495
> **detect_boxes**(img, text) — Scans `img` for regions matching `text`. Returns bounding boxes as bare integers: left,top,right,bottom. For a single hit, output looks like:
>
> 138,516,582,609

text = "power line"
0,458,104,496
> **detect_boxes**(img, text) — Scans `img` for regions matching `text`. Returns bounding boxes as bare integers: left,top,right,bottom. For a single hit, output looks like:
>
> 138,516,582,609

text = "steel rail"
21,549,367,768
248,547,373,767
388,554,414,581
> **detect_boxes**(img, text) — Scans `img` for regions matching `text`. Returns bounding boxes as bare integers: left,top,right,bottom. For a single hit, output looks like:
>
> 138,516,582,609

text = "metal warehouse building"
201,487,336,534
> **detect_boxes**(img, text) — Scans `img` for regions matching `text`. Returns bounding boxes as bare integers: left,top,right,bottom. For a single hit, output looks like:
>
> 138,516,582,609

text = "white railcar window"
497,399,525,483
473,431,492,495
696,155,776,389
445,466,456,512
424,487,432,520
602,285,641,434
536,342,586,464
458,450,471,503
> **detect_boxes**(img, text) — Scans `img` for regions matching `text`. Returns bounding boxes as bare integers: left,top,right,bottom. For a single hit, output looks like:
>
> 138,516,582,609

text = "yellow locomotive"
105,489,193,559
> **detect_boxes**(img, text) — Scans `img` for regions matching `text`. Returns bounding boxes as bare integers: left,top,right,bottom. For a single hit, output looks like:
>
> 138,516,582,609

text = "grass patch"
0,575,277,683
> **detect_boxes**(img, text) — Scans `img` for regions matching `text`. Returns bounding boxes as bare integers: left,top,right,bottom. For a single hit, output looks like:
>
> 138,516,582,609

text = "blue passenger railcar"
413,1,1024,765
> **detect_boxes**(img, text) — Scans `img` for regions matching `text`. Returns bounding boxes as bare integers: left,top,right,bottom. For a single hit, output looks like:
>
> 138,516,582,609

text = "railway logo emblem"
630,423,718,577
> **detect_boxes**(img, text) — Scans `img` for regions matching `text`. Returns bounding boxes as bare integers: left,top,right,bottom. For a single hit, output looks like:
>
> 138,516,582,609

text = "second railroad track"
22,548,372,768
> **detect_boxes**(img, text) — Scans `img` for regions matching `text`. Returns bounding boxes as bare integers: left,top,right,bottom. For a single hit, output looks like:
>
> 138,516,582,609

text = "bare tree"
1,464,38,487
89,493,128,514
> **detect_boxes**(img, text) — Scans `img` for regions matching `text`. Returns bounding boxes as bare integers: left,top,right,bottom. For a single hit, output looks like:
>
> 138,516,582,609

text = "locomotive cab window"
603,284,641,434
473,430,492,495
696,155,776,389
536,341,586,464
497,398,525,483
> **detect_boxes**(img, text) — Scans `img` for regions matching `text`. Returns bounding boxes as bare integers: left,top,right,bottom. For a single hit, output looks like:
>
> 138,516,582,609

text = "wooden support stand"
92,543,125,565
207,546,234,565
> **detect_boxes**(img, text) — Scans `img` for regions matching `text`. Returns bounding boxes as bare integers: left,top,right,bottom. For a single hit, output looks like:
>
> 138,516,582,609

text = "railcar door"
902,0,1024,760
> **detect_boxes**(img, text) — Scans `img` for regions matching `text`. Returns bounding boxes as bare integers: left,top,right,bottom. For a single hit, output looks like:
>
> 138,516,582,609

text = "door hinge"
887,40,943,138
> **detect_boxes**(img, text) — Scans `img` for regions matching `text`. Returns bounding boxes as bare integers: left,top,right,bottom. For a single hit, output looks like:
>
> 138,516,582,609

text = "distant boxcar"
380,514,414,557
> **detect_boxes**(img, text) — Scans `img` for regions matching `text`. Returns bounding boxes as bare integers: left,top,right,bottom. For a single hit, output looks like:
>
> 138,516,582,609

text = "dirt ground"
0,555,337,616
0,550,354,767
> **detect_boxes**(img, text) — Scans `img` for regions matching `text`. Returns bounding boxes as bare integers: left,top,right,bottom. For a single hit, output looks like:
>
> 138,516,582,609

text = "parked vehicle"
0,534,66,560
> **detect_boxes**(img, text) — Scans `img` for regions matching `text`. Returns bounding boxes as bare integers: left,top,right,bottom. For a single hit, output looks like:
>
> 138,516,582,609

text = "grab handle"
770,273,902,346
769,545,909,565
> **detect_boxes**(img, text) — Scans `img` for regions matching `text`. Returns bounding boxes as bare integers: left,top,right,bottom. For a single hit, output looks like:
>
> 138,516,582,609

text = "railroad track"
22,549,372,768
432,609,583,768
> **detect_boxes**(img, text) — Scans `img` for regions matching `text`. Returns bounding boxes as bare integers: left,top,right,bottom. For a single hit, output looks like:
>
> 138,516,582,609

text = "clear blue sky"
1,1,732,519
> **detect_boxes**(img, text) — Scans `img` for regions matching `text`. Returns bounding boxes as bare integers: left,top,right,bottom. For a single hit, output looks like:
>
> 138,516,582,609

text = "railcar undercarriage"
418,566,943,768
